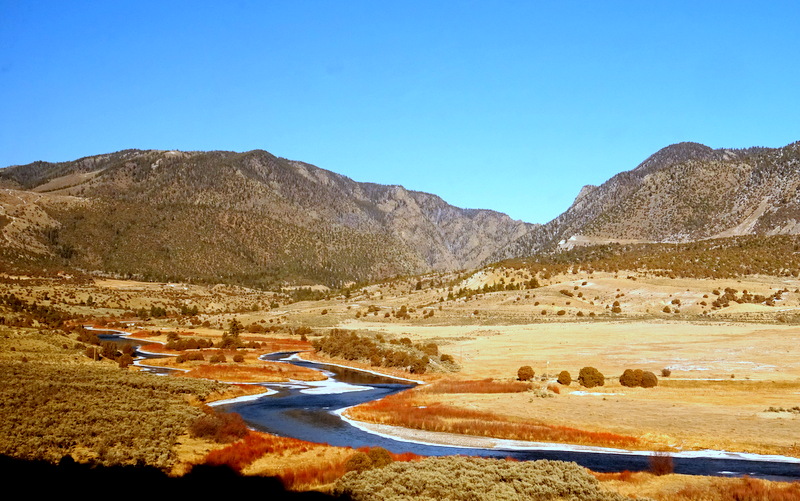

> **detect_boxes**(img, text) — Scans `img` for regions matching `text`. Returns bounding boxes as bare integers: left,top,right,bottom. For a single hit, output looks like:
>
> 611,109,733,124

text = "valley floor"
3,270,800,498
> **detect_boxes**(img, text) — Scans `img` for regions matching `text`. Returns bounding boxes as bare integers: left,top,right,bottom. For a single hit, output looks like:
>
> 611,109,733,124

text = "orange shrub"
277,460,349,490
204,431,318,472
592,470,635,482
674,477,800,501
423,379,532,394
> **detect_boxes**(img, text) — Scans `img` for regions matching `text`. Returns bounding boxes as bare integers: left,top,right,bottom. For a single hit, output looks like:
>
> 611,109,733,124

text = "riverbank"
340,411,800,464
283,350,800,463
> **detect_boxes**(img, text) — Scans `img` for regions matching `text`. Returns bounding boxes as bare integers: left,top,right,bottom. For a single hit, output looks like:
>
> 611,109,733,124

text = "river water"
95,330,800,481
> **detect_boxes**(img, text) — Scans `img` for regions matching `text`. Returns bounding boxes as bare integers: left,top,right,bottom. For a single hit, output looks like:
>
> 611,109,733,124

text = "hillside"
493,140,800,259
0,150,534,287
3,140,800,288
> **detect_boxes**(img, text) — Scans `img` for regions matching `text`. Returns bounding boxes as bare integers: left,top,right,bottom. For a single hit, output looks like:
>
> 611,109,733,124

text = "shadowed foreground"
0,455,337,499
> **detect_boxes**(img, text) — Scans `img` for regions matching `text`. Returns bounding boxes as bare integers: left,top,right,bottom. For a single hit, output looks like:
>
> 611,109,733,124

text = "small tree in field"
219,319,244,349
620,368,658,388
557,370,571,386
517,365,535,381
619,369,643,387
117,353,134,368
641,371,658,388
578,367,604,388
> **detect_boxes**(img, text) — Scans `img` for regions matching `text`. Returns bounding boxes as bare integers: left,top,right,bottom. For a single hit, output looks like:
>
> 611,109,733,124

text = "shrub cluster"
166,336,214,351
344,447,394,473
175,352,205,363
557,370,572,385
577,367,605,388
709,287,786,309
517,365,534,381
619,369,658,388
0,293,71,328
312,329,455,374
0,330,226,468
335,456,631,501
189,407,249,443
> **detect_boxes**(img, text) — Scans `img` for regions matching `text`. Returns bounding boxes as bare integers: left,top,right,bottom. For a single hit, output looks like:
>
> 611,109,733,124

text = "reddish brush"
277,447,422,490
203,432,320,472
676,477,800,501
592,470,635,482
390,451,423,462
423,379,533,394
277,460,350,489
349,391,639,449
648,452,674,476
546,383,561,394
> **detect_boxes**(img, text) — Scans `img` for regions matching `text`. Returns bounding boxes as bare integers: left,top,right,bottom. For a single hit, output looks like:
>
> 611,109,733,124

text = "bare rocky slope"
491,140,800,261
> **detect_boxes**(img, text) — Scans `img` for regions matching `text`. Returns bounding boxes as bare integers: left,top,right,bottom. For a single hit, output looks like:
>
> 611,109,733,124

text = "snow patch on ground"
297,377,372,395
209,388,278,406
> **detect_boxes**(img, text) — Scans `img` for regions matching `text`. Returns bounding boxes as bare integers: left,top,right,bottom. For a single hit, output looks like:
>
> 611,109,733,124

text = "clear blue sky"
2,1,798,224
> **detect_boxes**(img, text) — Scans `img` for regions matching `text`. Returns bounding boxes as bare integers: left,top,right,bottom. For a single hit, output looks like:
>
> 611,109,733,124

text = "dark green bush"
619,369,643,387
189,408,248,443
345,452,372,473
577,367,604,388
117,354,134,368
366,447,393,468
641,371,658,388
517,365,534,381
619,369,657,388
557,370,571,386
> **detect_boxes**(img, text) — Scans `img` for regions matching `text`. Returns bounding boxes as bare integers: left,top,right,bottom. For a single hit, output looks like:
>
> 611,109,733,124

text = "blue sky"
1,1,798,224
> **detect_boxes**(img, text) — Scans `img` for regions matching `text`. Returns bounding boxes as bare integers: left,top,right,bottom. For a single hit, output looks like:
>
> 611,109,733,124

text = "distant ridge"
1,140,799,287
0,149,534,287
491,140,800,258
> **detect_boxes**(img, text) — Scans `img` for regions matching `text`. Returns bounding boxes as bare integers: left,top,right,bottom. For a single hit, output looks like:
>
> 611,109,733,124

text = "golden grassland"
333,316,800,457
345,388,643,450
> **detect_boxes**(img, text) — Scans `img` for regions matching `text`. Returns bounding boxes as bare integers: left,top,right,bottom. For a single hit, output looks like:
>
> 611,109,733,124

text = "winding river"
95,329,800,481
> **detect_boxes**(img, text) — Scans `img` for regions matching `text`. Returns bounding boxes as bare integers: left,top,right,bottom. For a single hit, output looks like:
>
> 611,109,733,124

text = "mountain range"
1,140,798,287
